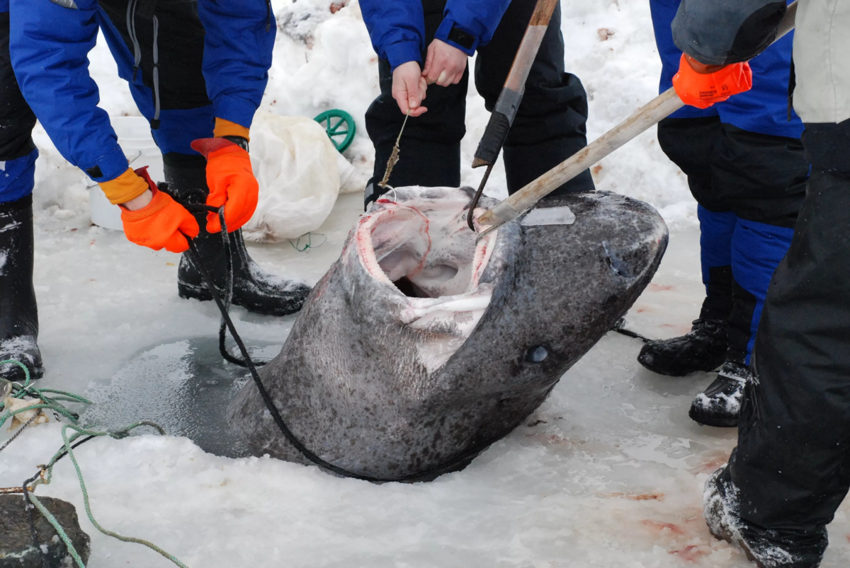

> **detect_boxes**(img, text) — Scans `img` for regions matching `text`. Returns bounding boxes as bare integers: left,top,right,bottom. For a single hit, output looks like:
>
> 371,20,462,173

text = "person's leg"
689,124,807,427
704,168,850,567
97,0,310,316
364,0,467,207
713,124,806,363
638,117,731,377
475,0,593,196
0,10,42,381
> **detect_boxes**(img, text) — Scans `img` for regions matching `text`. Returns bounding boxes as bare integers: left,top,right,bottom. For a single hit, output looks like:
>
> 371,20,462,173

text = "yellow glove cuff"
213,118,251,141
99,168,150,205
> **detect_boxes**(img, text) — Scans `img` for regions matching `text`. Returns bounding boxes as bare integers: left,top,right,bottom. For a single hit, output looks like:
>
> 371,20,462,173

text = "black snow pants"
0,10,38,204
364,0,595,206
723,118,850,564
657,117,808,363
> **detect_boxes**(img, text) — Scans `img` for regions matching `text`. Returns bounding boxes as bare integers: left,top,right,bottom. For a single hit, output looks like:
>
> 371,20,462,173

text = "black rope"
180,204,494,483
611,318,652,344
0,412,39,455
180,204,261,369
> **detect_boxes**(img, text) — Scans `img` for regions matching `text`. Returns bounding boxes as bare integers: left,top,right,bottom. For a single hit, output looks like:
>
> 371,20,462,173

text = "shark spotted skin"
227,187,668,480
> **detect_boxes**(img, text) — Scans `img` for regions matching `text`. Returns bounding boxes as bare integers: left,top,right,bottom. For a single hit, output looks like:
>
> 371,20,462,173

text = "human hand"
673,53,752,109
120,167,199,253
422,39,467,87
392,61,428,116
190,137,259,233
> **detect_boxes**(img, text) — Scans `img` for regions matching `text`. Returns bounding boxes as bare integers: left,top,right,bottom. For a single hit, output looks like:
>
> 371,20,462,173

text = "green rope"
27,422,189,568
288,232,327,252
27,492,88,568
0,360,91,430
1,360,188,567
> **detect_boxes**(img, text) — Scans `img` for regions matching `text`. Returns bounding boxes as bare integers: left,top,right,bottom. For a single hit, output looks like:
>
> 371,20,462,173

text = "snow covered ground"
3,0,849,566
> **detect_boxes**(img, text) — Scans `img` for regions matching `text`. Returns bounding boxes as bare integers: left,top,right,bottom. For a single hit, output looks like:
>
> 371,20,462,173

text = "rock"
0,494,91,568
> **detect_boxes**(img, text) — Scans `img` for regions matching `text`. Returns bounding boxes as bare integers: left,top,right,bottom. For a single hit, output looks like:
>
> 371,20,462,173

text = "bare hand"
121,189,153,211
392,61,428,116
422,39,467,87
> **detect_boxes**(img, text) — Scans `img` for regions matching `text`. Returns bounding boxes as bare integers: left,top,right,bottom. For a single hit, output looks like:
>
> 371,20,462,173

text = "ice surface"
4,196,850,567
3,0,848,565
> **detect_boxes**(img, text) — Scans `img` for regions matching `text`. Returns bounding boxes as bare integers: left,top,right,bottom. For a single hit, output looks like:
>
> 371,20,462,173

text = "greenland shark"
227,187,668,480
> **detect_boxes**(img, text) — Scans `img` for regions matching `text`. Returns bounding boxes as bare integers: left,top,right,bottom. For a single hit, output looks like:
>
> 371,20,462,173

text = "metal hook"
465,163,493,232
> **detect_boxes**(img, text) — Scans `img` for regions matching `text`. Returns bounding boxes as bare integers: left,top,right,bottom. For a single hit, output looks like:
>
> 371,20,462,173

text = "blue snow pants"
650,0,808,364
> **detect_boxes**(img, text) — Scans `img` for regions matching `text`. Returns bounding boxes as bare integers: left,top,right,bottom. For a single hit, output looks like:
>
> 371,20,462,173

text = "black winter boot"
704,466,827,568
689,360,750,427
163,158,311,317
0,195,43,381
638,319,728,376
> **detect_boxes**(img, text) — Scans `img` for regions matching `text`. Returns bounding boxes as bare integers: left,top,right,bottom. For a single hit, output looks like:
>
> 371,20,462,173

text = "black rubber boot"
689,360,750,427
637,319,728,376
0,195,43,381
163,158,311,317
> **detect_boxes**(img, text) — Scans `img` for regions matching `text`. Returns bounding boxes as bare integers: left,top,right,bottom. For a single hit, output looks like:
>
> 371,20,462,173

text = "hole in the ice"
526,345,549,363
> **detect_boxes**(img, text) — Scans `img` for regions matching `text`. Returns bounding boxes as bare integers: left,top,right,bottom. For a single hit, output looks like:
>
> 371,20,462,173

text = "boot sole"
708,527,766,568
637,350,724,377
178,282,306,317
688,406,739,428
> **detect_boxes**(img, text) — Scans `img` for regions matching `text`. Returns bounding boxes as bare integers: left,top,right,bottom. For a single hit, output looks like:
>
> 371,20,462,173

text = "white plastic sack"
244,113,353,242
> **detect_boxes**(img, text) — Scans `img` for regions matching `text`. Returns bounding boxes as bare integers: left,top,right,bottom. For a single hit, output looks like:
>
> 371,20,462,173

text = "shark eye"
526,345,549,363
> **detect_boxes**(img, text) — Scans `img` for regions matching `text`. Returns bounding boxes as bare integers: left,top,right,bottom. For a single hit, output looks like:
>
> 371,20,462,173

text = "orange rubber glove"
672,54,753,109
120,167,200,253
190,137,258,234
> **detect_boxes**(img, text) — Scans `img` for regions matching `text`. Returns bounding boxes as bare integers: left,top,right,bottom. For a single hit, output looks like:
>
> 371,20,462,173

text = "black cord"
611,318,652,344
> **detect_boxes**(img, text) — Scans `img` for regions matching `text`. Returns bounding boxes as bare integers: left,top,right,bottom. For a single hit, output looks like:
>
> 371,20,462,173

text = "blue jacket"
650,0,803,139
7,0,275,184
360,0,511,70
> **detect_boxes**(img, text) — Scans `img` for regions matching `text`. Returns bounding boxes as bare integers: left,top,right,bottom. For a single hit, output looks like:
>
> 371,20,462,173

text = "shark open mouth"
355,188,502,372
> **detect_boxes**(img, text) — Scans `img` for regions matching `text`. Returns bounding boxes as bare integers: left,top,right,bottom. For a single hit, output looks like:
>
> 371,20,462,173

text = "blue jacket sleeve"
9,0,127,183
360,0,425,71
197,1,276,129
435,0,512,56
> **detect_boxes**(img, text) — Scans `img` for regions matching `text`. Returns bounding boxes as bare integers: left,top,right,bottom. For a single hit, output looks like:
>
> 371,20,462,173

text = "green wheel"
314,109,356,153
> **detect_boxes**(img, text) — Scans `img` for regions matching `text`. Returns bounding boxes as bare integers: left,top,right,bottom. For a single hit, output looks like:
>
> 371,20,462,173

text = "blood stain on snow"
597,28,615,41
668,544,712,562
648,283,674,292
691,451,730,474
602,491,665,501
640,520,685,535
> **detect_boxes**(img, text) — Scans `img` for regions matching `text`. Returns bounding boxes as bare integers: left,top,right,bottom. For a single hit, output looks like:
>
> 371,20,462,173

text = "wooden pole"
477,1,798,232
